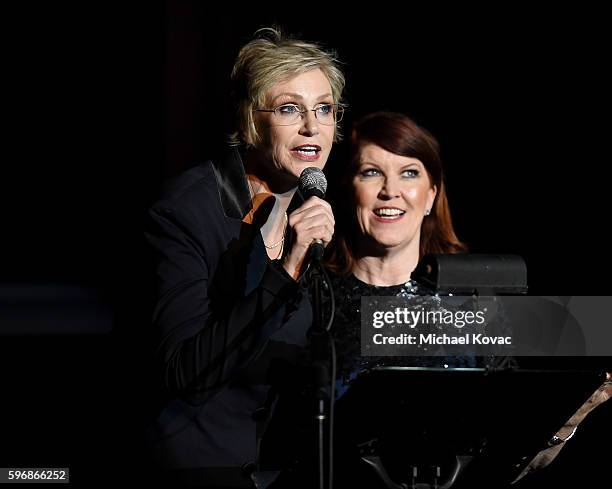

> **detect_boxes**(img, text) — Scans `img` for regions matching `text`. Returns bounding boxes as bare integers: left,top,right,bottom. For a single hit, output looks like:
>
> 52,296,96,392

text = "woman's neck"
243,171,295,260
352,241,420,286
243,151,298,256
247,176,294,232
243,148,297,195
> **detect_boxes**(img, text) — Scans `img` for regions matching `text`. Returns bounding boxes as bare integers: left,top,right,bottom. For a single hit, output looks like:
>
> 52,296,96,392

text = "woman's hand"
283,196,335,280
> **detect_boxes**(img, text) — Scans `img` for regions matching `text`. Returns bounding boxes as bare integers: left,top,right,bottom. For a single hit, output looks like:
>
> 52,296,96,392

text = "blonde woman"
145,27,345,488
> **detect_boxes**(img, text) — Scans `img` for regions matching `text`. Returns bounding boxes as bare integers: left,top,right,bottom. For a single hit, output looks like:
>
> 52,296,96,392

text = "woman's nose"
298,111,320,136
379,177,400,199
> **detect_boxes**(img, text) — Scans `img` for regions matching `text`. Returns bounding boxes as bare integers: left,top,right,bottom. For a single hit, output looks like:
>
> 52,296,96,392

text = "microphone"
298,167,328,260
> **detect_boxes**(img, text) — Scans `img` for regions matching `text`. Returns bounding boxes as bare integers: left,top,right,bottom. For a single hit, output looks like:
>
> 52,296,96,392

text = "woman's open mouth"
372,207,406,222
291,145,321,161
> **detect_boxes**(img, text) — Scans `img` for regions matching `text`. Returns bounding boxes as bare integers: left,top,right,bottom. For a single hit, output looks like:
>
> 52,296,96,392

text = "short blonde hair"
229,27,346,147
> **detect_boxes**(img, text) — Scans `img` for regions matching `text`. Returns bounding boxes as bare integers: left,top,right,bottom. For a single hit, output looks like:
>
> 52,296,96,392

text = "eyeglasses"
254,103,345,126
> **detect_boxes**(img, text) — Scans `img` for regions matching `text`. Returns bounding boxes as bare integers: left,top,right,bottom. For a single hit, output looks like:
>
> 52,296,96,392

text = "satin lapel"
210,147,252,220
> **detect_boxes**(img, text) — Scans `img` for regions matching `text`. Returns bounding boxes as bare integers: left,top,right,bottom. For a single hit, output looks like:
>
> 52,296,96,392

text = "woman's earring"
425,209,431,216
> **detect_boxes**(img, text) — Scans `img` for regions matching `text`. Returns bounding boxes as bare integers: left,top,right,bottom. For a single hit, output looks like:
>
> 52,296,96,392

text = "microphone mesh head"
298,167,327,198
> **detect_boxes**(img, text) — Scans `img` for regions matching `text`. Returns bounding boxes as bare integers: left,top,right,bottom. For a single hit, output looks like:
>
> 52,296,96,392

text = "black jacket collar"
210,146,252,220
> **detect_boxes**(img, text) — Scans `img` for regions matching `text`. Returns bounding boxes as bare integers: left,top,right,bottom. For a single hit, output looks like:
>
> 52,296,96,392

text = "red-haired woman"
327,111,465,280
324,111,471,391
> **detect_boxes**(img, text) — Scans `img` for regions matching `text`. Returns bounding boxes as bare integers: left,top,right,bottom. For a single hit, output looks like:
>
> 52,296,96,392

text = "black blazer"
144,148,312,486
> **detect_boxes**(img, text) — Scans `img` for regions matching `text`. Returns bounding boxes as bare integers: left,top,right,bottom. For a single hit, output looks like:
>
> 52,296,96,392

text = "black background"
2,2,610,486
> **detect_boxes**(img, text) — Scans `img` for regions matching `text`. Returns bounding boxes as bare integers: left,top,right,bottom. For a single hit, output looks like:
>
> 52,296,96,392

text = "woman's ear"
427,184,438,211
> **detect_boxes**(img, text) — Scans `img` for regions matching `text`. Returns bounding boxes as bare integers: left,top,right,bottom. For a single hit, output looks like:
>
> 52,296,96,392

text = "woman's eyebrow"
271,92,333,103
271,92,303,103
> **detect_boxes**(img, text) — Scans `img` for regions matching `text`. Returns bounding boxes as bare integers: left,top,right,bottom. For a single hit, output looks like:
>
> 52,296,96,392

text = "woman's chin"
362,237,407,254
370,233,407,248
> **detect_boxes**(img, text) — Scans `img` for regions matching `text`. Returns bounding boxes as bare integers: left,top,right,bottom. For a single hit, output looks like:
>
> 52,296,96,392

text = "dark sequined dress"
325,273,482,398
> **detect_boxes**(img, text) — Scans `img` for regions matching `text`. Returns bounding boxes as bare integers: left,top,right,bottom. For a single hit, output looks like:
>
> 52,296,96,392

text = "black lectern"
326,254,603,488
331,367,604,488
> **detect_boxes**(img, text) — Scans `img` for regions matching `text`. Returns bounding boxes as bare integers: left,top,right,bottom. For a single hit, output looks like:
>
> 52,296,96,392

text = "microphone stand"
307,253,332,489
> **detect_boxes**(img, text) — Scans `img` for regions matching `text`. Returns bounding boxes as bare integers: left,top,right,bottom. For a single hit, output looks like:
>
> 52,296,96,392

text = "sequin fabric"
324,273,481,398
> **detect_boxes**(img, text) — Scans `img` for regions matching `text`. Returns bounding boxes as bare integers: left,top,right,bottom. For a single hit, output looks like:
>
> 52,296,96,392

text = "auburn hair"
326,111,467,275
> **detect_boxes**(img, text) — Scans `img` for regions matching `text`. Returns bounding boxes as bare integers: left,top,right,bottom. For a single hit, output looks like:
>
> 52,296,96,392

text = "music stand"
331,366,604,488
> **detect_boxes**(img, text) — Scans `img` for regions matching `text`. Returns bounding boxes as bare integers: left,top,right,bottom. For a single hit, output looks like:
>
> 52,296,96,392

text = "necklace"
263,212,287,249
275,238,285,260
247,177,288,256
